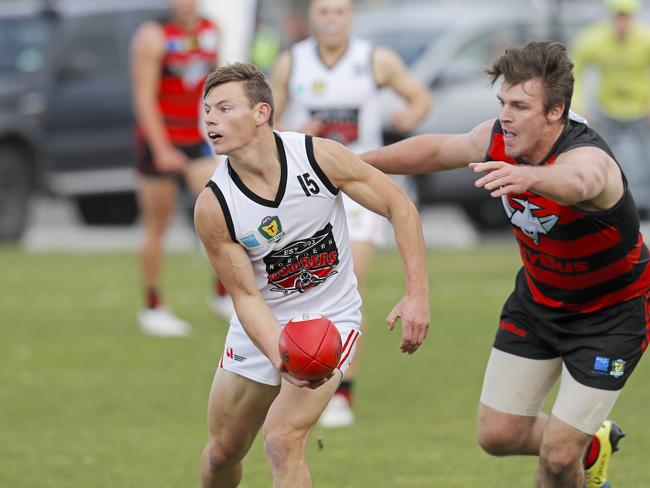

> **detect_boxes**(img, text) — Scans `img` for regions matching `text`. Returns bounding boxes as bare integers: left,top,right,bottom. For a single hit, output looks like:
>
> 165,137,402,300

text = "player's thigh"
185,156,218,196
553,294,647,433
480,348,562,416
551,364,620,435
207,367,279,447
138,176,179,229
265,370,343,435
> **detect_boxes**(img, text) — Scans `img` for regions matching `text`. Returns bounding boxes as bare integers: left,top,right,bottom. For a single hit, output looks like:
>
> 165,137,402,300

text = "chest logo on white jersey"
311,108,360,145
311,81,326,94
502,196,559,245
264,223,339,296
258,216,285,244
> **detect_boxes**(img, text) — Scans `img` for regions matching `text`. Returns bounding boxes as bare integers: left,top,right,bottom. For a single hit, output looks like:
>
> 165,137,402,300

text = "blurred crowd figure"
571,0,650,218
130,0,232,337
271,0,431,428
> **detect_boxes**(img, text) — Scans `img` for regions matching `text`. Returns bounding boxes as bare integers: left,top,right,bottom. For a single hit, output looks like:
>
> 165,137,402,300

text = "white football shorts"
220,316,362,386
342,193,386,246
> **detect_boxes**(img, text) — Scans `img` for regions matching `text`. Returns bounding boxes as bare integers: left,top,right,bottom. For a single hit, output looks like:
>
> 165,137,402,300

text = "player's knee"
204,436,245,471
538,442,581,480
263,425,302,469
476,422,524,456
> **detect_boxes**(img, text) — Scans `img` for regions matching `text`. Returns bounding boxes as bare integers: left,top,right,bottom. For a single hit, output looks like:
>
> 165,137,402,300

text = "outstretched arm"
471,146,623,209
360,119,493,175
194,188,311,387
314,137,430,354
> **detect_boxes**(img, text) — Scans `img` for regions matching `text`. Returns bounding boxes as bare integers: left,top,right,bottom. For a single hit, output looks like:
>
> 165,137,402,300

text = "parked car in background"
0,0,168,240
353,1,608,229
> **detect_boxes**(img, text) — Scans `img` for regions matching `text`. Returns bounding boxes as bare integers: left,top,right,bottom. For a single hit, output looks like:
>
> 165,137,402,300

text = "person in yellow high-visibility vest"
571,0,650,218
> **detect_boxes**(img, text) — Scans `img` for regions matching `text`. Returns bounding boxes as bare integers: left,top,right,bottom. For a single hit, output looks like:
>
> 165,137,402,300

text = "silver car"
353,1,606,229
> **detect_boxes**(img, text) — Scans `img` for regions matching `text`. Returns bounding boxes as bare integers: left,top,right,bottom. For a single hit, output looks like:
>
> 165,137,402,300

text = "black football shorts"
493,286,649,391
135,136,212,177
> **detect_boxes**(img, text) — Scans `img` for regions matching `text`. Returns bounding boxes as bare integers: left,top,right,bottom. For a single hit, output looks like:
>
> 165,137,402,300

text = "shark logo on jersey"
501,196,559,245
263,223,339,296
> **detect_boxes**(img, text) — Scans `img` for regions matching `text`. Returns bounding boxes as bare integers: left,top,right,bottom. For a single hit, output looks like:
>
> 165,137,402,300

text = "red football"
279,314,342,381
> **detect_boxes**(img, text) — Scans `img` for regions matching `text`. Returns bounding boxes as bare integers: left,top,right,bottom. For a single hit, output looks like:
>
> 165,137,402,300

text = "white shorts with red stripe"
220,317,362,386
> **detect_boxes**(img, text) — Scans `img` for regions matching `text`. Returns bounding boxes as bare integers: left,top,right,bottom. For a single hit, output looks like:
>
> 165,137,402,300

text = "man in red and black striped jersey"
131,0,231,336
362,41,649,488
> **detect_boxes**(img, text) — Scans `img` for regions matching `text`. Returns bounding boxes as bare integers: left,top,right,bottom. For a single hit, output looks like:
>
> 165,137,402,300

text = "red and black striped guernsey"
136,17,219,146
486,118,650,313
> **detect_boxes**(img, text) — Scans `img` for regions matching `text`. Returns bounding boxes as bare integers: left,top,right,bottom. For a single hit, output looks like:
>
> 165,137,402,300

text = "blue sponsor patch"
593,356,610,373
239,233,260,249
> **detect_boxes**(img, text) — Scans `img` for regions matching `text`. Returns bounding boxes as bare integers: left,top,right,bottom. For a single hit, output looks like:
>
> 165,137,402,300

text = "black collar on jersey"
226,132,288,208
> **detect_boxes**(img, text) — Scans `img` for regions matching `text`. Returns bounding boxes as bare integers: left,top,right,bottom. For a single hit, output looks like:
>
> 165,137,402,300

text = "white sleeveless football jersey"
281,37,382,153
208,131,362,327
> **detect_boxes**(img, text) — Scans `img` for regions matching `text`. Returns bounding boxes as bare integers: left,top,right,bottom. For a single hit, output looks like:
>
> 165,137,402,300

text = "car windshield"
0,17,52,77
355,27,444,66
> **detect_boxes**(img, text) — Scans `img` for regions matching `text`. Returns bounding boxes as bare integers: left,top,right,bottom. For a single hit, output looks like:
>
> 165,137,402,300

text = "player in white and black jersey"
194,63,430,488
270,0,431,427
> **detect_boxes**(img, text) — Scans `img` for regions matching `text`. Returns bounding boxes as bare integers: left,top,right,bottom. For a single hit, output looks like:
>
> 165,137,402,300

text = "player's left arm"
373,46,432,134
313,137,430,354
470,146,624,209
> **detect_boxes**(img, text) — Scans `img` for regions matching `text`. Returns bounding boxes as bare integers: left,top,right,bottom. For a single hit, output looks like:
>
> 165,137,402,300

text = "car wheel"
0,146,31,241
76,192,139,225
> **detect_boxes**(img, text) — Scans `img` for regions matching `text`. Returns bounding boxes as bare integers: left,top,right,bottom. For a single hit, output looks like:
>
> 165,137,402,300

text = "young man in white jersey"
194,63,430,488
270,0,431,427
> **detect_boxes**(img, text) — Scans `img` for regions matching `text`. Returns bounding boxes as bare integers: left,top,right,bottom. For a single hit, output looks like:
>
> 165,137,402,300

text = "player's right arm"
270,50,322,134
194,188,310,387
130,21,187,172
314,138,430,354
360,119,494,175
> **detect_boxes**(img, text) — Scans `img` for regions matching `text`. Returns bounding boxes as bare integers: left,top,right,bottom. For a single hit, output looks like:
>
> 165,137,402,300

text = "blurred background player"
571,0,650,218
270,0,431,427
131,0,234,336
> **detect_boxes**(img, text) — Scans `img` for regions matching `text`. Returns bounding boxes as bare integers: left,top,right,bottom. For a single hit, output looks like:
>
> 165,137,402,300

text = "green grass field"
1,244,648,487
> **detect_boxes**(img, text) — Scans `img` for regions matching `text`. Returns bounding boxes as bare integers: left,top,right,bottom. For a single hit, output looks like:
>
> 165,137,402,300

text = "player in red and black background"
130,0,229,336
362,41,650,488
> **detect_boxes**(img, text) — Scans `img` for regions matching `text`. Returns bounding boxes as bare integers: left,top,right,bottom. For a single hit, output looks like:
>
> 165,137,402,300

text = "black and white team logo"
502,196,559,245
263,223,339,295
